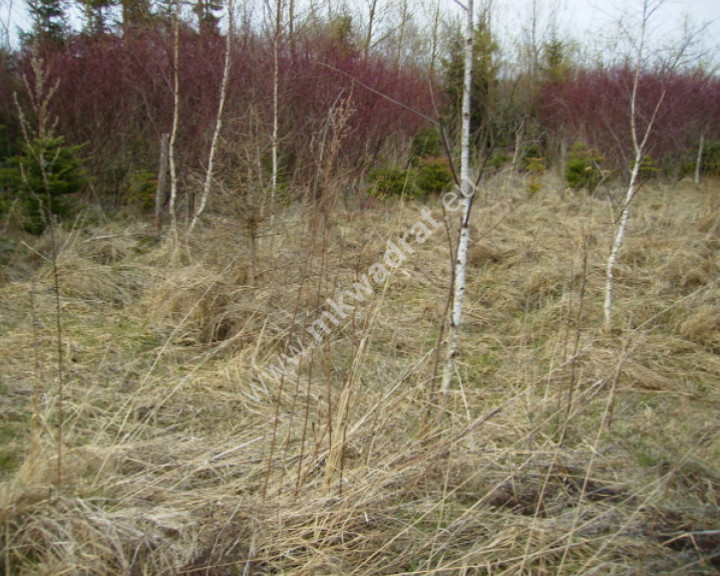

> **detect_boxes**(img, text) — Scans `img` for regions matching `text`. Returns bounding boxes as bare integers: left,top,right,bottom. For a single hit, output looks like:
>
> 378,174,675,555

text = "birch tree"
694,132,704,187
269,0,282,234
168,1,180,238
189,0,234,233
603,0,694,332
441,0,474,399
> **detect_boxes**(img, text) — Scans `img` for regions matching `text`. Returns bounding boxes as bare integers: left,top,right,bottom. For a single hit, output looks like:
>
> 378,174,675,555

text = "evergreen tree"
540,36,572,84
25,0,67,44
443,17,499,149
78,0,115,36
1,136,87,234
120,0,151,32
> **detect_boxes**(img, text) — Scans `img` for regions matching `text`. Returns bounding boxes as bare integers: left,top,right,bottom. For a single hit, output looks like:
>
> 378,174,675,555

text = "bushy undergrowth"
1,176,720,575
702,140,720,176
369,156,454,199
565,141,605,191
1,136,87,233
0,28,438,213
369,128,454,199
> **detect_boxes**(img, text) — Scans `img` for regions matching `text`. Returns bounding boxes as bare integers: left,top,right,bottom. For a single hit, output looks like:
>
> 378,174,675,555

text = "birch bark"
189,0,234,234
269,0,282,235
441,0,474,398
155,133,169,231
694,132,705,187
168,3,180,237
603,0,667,332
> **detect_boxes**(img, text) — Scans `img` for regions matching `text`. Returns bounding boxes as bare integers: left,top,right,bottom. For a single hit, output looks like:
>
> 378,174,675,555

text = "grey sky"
2,0,718,63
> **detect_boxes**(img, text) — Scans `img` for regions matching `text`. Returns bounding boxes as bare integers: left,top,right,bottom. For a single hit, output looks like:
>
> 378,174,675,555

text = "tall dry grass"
1,175,719,575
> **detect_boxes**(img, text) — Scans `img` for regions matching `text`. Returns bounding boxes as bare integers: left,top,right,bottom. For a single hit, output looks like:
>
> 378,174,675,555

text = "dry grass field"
1,172,719,575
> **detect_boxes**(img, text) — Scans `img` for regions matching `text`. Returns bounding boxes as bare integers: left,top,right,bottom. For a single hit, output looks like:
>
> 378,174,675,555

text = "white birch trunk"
694,132,705,187
441,0,474,399
288,0,296,56
269,0,281,234
189,0,234,234
155,132,169,231
603,156,641,332
168,4,180,236
602,0,667,332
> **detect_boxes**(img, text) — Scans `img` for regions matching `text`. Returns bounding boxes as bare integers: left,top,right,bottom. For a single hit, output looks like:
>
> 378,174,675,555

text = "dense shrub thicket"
1,11,720,229
539,68,720,179
0,22,437,220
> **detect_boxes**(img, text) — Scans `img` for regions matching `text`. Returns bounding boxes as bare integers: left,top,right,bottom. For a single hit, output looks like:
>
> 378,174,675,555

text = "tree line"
1,0,719,233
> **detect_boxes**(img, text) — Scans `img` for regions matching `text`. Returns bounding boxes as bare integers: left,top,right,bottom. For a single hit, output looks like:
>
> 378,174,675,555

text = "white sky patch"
2,0,718,66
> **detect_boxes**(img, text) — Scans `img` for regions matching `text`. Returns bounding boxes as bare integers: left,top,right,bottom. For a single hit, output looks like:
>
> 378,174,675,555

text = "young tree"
269,0,283,233
363,0,378,57
539,34,572,84
0,1,14,163
4,135,87,233
443,8,498,153
189,0,233,232
393,0,409,68
441,0,474,399
25,0,67,44
603,0,695,332
168,0,180,236
120,0,150,33
78,0,114,36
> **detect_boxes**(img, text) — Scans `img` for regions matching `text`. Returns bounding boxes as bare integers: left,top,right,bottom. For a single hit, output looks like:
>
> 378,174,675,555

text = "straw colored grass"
1,176,720,575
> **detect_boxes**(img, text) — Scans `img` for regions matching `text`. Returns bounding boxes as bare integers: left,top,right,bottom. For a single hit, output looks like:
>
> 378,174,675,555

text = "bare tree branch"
317,61,439,126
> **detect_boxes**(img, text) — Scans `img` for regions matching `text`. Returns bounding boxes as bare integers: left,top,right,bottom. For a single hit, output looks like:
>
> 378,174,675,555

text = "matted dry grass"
1,175,719,575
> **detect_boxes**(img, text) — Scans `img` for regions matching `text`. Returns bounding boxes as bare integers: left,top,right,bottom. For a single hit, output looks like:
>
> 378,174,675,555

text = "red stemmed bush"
539,66,720,177
5,22,439,211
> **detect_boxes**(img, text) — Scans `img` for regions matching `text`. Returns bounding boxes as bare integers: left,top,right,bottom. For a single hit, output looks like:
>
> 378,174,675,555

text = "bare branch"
317,61,439,126
450,0,467,12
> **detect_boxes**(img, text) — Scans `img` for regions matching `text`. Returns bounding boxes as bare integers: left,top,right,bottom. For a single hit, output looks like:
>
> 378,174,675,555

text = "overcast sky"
2,0,719,64
559,0,718,48
470,0,719,67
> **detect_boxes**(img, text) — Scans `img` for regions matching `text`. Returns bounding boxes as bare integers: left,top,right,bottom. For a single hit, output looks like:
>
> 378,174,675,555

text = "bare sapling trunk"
441,0,474,399
511,119,524,169
168,3,181,239
364,0,378,57
247,213,257,285
694,132,705,187
288,0,294,39
155,133,169,230
603,155,642,332
603,0,667,333
395,0,408,68
269,0,282,237
189,0,234,233
0,0,12,51
16,52,65,485
428,0,441,76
